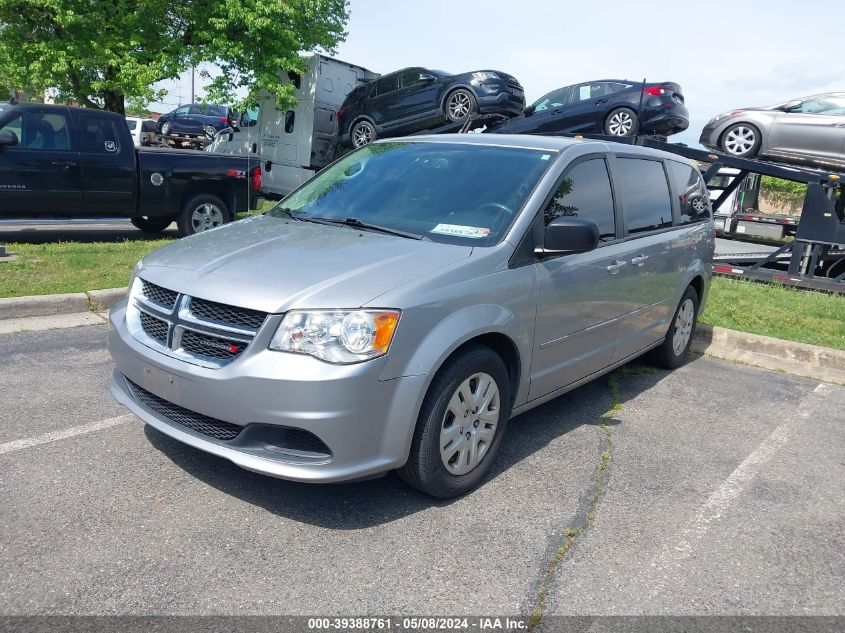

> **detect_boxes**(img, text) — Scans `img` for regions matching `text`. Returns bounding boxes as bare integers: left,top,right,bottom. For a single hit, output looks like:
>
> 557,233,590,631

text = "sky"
150,0,843,148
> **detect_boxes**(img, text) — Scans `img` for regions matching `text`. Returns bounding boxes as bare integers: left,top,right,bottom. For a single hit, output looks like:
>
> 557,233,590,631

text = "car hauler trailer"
545,133,845,294
208,55,379,197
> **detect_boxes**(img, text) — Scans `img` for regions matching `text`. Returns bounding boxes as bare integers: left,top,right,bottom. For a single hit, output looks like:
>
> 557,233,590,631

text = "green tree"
0,0,349,114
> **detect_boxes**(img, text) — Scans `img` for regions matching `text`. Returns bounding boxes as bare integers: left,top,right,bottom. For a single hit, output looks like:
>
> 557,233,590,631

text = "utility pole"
191,65,195,104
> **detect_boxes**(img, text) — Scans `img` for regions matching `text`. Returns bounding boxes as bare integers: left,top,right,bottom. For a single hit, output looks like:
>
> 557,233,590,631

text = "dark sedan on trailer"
338,67,525,148
487,80,688,137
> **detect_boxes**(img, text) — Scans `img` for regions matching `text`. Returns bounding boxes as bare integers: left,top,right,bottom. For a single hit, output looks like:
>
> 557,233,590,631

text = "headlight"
126,271,143,322
472,71,500,82
708,109,742,124
269,309,400,364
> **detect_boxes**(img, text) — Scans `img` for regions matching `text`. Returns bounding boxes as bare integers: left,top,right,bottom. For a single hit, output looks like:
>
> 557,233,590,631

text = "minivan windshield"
268,141,555,246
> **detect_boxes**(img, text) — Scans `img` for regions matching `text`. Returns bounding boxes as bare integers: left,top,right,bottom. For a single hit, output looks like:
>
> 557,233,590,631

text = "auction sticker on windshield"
431,224,491,239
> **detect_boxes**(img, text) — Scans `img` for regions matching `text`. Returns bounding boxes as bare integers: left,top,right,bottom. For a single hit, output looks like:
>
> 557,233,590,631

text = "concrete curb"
692,324,845,386
0,287,126,320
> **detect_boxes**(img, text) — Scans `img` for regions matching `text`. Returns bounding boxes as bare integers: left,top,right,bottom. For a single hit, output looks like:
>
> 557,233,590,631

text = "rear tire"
177,194,229,237
445,89,478,123
130,216,172,233
604,108,638,136
351,120,377,148
398,344,511,498
648,286,699,369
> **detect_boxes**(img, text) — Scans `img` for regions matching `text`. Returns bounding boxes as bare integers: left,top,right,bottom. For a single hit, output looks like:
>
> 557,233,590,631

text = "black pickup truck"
0,103,261,236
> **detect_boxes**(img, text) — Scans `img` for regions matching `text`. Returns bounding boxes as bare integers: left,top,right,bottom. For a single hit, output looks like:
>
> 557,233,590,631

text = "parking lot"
2,322,842,617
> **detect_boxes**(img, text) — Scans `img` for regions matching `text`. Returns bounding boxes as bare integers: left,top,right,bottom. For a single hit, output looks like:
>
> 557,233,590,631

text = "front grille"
190,297,267,330
180,329,244,360
139,311,168,344
141,280,178,310
127,378,243,441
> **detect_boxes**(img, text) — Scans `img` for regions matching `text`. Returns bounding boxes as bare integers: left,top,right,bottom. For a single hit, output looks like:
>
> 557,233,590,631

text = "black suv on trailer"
338,67,525,148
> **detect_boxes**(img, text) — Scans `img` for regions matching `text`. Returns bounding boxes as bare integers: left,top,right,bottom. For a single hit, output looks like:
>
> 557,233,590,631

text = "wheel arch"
439,83,479,113
180,183,231,220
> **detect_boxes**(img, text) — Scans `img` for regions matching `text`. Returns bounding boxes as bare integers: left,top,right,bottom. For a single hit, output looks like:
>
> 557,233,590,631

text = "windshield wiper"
310,217,424,240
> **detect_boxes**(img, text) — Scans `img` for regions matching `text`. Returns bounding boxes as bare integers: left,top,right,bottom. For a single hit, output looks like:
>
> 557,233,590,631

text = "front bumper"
476,85,525,117
107,301,427,482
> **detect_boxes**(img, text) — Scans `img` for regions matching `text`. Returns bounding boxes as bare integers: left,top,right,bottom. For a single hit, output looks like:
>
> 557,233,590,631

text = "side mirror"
535,217,599,256
419,73,436,83
524,105,535,116
0,130,19,147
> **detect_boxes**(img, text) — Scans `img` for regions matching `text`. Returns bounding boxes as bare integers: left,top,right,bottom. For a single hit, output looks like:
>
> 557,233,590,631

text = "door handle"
595,98,608,104
631,254,649,266
51,161,77,169
831,123,845,128
606,260,628,274
552,109,563,115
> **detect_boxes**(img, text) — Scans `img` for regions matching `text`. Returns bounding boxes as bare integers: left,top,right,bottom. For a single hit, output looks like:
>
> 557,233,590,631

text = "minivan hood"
137,215,473,313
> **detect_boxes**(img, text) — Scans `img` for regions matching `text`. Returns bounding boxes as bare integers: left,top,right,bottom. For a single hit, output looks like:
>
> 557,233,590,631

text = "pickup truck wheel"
130,216,172,233
398,344,511,498
178,194,229,236
648,286,699,369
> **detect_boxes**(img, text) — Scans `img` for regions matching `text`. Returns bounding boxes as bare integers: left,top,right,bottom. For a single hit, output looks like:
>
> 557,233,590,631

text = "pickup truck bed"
0,103,261,236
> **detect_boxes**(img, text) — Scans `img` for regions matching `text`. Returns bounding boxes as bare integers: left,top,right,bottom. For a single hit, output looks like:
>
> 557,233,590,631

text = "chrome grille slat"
129,279,269,368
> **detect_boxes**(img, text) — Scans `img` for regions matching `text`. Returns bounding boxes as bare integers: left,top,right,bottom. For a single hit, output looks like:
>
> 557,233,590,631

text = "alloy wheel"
723,126,756,155
608,111,634,135
190,203,225,233
352,122,373,148
691,197,706,213
447,92,472,120
439,372,500,476
672,298,695,356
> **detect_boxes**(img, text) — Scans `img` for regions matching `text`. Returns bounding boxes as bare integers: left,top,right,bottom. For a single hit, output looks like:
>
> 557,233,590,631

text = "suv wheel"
351,120,376,148
177,194,229,237
648,286,699,369
604,108,638,136
399,344,511,498
445,89,477,122
130,216,173,233
160,121,172,136
720,123,761,157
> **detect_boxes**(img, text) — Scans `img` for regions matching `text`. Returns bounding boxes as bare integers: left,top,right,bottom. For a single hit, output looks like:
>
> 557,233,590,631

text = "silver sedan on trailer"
699,92,845,170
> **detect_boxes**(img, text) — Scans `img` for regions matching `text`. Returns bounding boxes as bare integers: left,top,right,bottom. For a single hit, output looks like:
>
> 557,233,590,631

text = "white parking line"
0,414,134,455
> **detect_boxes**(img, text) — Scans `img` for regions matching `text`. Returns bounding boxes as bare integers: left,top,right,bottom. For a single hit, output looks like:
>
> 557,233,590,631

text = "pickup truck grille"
129,278,269,368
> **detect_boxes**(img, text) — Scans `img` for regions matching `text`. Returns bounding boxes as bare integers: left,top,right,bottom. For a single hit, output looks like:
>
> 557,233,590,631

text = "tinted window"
79,114,120,153
545,159,616,240
274,142,553,246
572,83,607,103
532,88,570,112
0,111,70,150
615,158,672,234
204,105,227,117
400,69,425,89
285,110,295,133
376,74,398,96
126,119,138,130
667,161,710,224
174,105,190,115
241,106,260,127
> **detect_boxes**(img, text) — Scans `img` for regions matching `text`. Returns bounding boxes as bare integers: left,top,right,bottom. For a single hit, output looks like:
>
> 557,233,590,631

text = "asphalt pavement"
1,323,843,619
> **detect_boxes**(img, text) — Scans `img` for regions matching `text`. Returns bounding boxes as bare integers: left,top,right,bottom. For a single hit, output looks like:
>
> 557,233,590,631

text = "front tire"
604,108,638,136
399,344,511,498
351,120,377,148
648,286,699,369
177,194,229,237
720,123,761,157
445,89,478,123
160,121,172,136
130,216,173,233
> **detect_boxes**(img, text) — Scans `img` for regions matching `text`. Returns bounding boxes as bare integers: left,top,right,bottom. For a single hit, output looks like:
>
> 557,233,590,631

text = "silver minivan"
108,134,713,498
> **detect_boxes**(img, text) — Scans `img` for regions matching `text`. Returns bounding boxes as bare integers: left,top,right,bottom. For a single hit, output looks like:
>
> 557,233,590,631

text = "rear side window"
545,158,616,241
204,105,227,117
615,158,672,234
667,161,710,224
79,114,120,153
376,74,398,96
